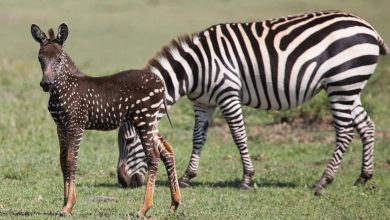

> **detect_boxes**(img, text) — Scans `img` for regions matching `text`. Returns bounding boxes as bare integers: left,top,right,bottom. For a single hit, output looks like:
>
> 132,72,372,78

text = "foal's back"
79,70,165,131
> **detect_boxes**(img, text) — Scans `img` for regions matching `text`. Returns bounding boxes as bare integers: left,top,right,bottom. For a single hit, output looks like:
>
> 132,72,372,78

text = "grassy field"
0,0,389,219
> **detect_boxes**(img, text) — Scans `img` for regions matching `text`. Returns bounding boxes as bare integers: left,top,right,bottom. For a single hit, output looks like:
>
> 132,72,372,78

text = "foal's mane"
64,54,84,77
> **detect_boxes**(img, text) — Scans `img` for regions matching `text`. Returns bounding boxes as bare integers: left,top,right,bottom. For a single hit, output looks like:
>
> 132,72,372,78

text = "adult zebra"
117,10,388,195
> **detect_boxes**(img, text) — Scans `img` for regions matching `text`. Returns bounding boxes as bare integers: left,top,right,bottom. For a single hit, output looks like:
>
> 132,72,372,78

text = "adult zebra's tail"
378,37,389,55
370,23,388,55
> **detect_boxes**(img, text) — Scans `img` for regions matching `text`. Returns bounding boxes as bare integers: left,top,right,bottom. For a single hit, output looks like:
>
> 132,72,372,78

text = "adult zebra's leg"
179,104,215,187
314,98,355,196
351,102,375,185
219,96,254,189
117,122,147,187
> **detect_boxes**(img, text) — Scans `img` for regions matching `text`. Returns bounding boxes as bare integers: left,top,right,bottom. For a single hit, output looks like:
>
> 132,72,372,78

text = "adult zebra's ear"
56,23,69,45
31,24,48,45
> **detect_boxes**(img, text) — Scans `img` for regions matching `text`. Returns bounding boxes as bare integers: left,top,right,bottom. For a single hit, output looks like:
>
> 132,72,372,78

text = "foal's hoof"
58,211,71,217
178,176,191,188
169,203,179,214
136,211,152,220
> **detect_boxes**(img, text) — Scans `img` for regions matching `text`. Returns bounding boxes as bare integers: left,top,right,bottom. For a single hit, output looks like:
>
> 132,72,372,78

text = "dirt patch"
86,196,117,202
211,116,335,145
210,116,390,146
248,118,335,145
377,159,390,170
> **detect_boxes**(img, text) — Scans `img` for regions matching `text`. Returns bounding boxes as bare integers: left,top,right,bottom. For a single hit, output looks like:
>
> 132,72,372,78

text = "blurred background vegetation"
1,0,389,126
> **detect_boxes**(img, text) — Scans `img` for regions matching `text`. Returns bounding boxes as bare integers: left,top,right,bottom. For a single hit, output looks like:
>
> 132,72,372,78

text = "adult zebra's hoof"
239,173,253,189
314,186,323,197
239,182,251,189
314,176,333,196
178,176,191,188
314,179,326,196
354,173,373,186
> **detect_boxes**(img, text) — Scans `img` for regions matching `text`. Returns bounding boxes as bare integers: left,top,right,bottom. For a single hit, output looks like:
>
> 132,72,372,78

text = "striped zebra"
117,10,388,195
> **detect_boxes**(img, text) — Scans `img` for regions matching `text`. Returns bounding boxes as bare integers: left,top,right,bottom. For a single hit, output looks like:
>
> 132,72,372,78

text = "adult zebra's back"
117,11,388,195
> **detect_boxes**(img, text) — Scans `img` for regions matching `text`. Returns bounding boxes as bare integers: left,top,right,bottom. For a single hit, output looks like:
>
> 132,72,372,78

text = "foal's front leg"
57,127,69,209
57,126,84,216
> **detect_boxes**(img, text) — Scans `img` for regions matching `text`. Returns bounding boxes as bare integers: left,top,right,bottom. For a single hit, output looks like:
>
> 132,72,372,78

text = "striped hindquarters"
185,11,387,110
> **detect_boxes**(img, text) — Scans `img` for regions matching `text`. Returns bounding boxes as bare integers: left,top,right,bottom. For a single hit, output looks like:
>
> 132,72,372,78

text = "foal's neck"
50,53,83,96
60,53,82,77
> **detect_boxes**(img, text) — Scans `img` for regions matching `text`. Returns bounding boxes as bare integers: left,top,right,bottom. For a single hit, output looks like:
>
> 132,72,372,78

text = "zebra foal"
31,23,180,217
117,11,388,196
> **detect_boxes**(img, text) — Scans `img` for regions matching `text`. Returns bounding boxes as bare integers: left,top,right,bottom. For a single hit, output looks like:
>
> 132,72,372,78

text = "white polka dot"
142,97,150,102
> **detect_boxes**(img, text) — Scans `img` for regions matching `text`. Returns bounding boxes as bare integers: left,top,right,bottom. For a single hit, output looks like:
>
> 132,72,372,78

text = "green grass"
0,1,390,219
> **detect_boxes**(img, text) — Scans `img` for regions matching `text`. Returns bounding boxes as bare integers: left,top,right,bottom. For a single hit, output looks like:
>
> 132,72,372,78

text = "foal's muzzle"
40,79,52,92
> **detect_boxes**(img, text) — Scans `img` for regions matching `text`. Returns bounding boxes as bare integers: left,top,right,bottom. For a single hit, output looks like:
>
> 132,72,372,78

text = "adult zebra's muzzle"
117,161,145,188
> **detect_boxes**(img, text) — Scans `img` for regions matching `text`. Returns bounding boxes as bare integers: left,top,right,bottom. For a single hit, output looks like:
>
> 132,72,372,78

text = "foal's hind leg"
158,134,181,213
314,96,355,196
135,121,159,218
351,102,375,185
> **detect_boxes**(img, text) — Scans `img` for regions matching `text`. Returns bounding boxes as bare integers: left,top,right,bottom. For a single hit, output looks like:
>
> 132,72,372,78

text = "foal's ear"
31,24,47,44
56,23,69,45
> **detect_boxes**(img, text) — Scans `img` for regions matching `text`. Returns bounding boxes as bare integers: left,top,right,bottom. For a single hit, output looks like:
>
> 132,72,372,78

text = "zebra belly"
241,73,323,110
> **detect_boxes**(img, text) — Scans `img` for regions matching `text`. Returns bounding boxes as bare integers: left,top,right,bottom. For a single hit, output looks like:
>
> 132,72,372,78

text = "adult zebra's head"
117,123,148,187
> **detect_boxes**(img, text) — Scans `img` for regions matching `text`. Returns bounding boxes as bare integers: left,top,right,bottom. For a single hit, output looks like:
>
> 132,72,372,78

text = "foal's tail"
164,99,174,129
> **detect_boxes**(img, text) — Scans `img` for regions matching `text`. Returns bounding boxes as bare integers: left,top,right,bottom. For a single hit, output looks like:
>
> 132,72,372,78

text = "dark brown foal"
31,23,180,218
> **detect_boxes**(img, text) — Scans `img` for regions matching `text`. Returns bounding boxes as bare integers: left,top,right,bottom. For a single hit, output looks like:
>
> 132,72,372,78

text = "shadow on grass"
0,210,57,217
80,182,121,188
78,178,298,189
155,179,298,188
0,210,123,218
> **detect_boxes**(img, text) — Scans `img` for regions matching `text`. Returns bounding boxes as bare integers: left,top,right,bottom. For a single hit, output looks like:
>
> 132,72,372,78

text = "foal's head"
31,23,69,92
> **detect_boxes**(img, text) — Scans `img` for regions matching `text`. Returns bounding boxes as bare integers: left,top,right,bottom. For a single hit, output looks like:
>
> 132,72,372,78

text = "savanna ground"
0,1,389,219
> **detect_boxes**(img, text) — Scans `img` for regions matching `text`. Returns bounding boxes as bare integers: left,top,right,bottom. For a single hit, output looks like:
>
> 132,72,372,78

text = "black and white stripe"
118,11,388,193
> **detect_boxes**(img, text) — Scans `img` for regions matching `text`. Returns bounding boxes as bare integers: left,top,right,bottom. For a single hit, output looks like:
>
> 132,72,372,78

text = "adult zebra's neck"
145,34,203,108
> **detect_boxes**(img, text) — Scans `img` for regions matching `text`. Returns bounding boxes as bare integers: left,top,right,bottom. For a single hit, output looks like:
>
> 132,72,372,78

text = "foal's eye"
57,58,62,63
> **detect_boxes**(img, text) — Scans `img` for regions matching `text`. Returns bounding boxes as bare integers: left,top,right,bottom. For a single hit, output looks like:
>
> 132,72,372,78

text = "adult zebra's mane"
145,10,346,70
146,33,200,70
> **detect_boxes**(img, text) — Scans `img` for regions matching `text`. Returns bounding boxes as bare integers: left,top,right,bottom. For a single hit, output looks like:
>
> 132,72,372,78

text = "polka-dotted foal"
31,23,180,218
